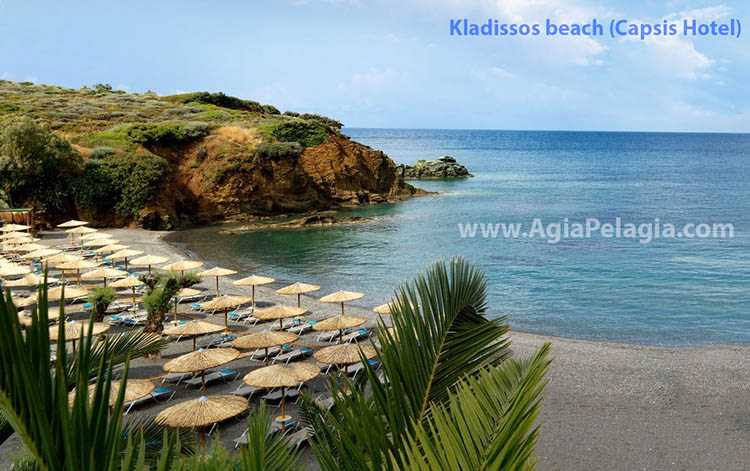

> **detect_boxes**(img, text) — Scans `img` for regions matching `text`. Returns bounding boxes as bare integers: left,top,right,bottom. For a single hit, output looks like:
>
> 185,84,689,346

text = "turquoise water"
167,129,750,345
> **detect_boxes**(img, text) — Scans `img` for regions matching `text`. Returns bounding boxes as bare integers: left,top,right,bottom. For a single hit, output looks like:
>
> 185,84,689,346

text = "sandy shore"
3,227,750,470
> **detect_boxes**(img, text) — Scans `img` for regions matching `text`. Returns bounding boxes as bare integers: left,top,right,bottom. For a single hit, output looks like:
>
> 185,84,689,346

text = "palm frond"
394,343,551,471
240,403,303,471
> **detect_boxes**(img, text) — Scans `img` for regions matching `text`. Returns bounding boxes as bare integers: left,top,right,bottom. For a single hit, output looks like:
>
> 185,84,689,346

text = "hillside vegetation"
0,81,415,228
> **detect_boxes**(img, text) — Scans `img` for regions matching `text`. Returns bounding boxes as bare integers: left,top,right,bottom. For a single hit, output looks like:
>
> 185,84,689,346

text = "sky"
0,0,748,132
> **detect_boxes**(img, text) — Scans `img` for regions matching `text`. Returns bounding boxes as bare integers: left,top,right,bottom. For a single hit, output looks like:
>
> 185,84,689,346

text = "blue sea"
167,129,750,345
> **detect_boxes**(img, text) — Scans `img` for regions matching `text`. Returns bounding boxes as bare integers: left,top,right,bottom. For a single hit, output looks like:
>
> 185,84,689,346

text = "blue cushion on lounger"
300,347,312,353
154,388,170,394
220,369,235,375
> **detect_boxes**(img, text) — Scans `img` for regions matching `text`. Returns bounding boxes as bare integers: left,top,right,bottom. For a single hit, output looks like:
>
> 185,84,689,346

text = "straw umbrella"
276,282,320,308
11,295,37,308
108,249,144,271
68,379,154,407
232,275,275,310
47,286,90,302
320,290,364,316
312,315,366,344
314,343,377,375
93,244,129,255
80,232,112,241
43,253,81,265
156,395,247,453
198,267,238,297
242,363,318,431
373,300,418,315
232,331,298,366
49,321,109,352
4,273,58,287
1,231,31,240
2,224,30,232
199,295,252,329
57,219,88,228
252,305,307,331
21,248,62,260
163,348,239,394
130,254,169,275
110,276,144,311
162,321,224,351
81,267,127,287
163,260,204,277
57,259,101,285
83,238,119,248
65,226,96,246
0,263,31,277
171,287,202,324
14,243,46,253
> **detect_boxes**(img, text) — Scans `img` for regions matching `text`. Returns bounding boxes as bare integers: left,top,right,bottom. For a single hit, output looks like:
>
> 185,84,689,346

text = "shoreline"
138,228,750,470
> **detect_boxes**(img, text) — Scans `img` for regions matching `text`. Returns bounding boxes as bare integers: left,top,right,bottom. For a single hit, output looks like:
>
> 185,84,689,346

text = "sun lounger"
263,383,303,405
272,347,313,365
341,329,369,343
287,322,313,335
230,383,266,399
250,345,282,361
161,371,196,386
317,330,341,343
286,429,310,449
196,333,236,349
314,395,335,411
124,387,175,414
228,309,256,324
183,369,239,389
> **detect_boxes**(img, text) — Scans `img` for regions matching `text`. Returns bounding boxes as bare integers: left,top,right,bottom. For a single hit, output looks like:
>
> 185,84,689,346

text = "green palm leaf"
394,343,551,471
240,404,304,471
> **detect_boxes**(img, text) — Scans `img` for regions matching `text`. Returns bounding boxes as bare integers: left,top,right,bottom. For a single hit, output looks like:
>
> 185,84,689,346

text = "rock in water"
396,156,473,179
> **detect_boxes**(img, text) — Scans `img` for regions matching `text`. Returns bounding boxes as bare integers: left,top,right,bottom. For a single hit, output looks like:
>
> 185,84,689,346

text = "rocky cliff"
0,81,421,229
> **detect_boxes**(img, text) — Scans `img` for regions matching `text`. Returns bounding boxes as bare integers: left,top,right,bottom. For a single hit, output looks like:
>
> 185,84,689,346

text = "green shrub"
282,111,300,117
0,103,20,115
261,104,280,115
88,287,116,322
120,121,211,146
299,113,343,131
251,142,303,160
259,120,327,147
89,146,116,159
0,117,82,209
75,160,117,213
166,91,263,113
101,152,168,216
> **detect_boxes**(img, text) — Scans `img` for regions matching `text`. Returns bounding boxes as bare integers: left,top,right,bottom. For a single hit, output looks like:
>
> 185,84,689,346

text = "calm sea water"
167,129,750,345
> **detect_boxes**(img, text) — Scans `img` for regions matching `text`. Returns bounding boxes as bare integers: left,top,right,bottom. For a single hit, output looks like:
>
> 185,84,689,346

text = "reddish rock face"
131,133,420,228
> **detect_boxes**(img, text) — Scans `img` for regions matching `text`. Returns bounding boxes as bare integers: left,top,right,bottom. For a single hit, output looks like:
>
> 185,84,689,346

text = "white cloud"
338,68,401,92
665,5,731,23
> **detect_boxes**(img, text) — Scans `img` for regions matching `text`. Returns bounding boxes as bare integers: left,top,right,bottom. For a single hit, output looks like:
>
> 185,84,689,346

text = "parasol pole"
281,386,287,432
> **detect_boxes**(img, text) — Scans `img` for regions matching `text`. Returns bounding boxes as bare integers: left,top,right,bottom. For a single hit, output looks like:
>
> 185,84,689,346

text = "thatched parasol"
155,395,247,453
13,243,46,253
1,231,30,239
130,254,169,275
83,238,119,247
314,344,377,374
373,300,418,315
56,259,101,284
110,276,143,310
252,305,307,330
163,348,239,394
81,267,127,287
3,273,58,287
162,321,224,351
312,315,366,343
163,260,204,276
43,253,81,265
80,232,112,241
0,264,32,277
108,249,144,271
65,226,96,235
232,331,298,365
200,295,252,329
171,287,202,324
1,224,30,232
198,267,238,297
93,244,129,255
243,363,318,431
49,321,109,352
57,219,88,228
320,290,365,316
233,275,275,310
11,295,37,308
21,248,62,260
276,282,320,307
47,286,90,301
68,379,154,407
